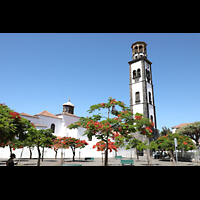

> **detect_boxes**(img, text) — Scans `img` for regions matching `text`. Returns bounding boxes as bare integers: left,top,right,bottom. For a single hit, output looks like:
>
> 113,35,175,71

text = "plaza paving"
0,156,199,166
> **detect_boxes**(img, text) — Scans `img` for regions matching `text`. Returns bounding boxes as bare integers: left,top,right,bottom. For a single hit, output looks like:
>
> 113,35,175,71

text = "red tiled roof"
56,112,80,118
34,110,61,119
20,112,39,119
171,123,191,129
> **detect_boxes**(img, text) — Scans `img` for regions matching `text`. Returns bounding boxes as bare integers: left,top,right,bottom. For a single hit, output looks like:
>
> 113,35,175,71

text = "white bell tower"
128,41,158,140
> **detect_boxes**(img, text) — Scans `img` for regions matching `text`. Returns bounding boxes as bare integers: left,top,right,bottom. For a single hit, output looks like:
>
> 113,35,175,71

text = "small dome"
63,101,75,107
63,97,75,107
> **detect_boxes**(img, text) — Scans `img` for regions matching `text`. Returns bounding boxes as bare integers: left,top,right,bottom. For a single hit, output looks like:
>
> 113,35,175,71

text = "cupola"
63,97,75,114
131,41,147,60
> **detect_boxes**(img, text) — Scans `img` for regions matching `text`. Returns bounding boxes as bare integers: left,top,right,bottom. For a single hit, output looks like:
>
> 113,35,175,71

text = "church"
0,41,157,159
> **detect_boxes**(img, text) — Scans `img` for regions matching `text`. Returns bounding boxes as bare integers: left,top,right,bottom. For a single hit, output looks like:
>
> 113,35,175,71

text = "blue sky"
0,33,200,131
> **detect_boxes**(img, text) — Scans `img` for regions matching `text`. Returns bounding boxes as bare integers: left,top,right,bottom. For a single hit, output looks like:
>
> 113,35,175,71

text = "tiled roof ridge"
20,112,39,119
34,110,61,119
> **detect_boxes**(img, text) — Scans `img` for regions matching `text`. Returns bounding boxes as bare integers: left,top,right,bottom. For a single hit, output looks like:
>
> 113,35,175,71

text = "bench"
115,156,122,159
62,164,82,166
121,160,134,166
85,157,94,161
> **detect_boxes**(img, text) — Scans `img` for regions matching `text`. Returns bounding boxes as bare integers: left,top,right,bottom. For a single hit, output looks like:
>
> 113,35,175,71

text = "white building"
171,123,191,133
0,98,118,159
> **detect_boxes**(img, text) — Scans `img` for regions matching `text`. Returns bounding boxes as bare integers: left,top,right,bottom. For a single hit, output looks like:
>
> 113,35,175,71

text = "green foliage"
151,133,196,151
68,97,154,165
177,122,200,146
125,137,148,151
68,97,154,143
0,103,18,143
26,128,56,148
160,126,172,136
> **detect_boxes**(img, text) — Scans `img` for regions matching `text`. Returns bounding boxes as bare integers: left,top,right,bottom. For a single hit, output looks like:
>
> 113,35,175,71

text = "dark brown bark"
71,146,75,161
136,148,139,161
37,142,41,166
29,147,32,159
9,145,12,157
104,132,109,166
55,150,57,159
42,147,44,161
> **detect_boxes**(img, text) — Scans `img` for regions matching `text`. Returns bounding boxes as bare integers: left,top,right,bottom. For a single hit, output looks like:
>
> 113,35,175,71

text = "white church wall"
130,61,142,84
132,81,143,104
148,104,154,121
21,115,41,125
37,115,62,136
144,61,150,69
132,104,143,115
63,114,80,127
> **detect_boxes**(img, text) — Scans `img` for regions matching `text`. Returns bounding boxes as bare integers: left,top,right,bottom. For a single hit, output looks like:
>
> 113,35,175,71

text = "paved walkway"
1,156,200,166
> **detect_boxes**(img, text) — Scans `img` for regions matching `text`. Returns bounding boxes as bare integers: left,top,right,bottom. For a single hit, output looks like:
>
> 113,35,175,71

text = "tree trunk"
71,146,75,161
55,150,57,159
73,150,75,161
104,132,109,166
169,150,175,165
136,148,139,161
42,147,44,161
9,145,12,156
104,108,110,166
196,143,199,165
37,142,41,166
29,147,32,159
159,150,163,159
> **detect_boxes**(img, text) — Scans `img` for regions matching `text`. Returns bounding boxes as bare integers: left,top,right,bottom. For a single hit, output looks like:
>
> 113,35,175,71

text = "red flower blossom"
10,112,21,120
135,115,142,120
101,103,105,107
145,126,153,133
183,142,188,145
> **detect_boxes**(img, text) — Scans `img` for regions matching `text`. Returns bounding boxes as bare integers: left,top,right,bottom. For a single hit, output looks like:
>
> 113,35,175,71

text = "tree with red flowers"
0,103,38,158
93,139,118,152
0,103,19,144
68,97,154,166
152,132,196,163
60,137,89,161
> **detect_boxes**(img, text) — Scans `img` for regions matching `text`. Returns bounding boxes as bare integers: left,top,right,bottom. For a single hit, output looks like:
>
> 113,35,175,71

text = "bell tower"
128,41,158,140
63,97,75,115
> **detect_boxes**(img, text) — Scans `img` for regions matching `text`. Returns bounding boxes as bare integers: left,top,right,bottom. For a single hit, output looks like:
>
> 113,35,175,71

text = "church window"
51,123,55,133
137,69,141,77
150,115,153,123
133,70,136,78
135,46,138,53
149,92,152,104
139,45,143,53
135,92,140,103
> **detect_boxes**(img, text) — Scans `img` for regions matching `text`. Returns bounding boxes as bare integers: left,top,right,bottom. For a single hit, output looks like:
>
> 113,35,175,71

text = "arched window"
133,70,136,78
137,69,141,77
139,45,143,53
149,92,152,104
135,92,140,103
134,46,138,53
150,115,153,123
51,123,55,133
